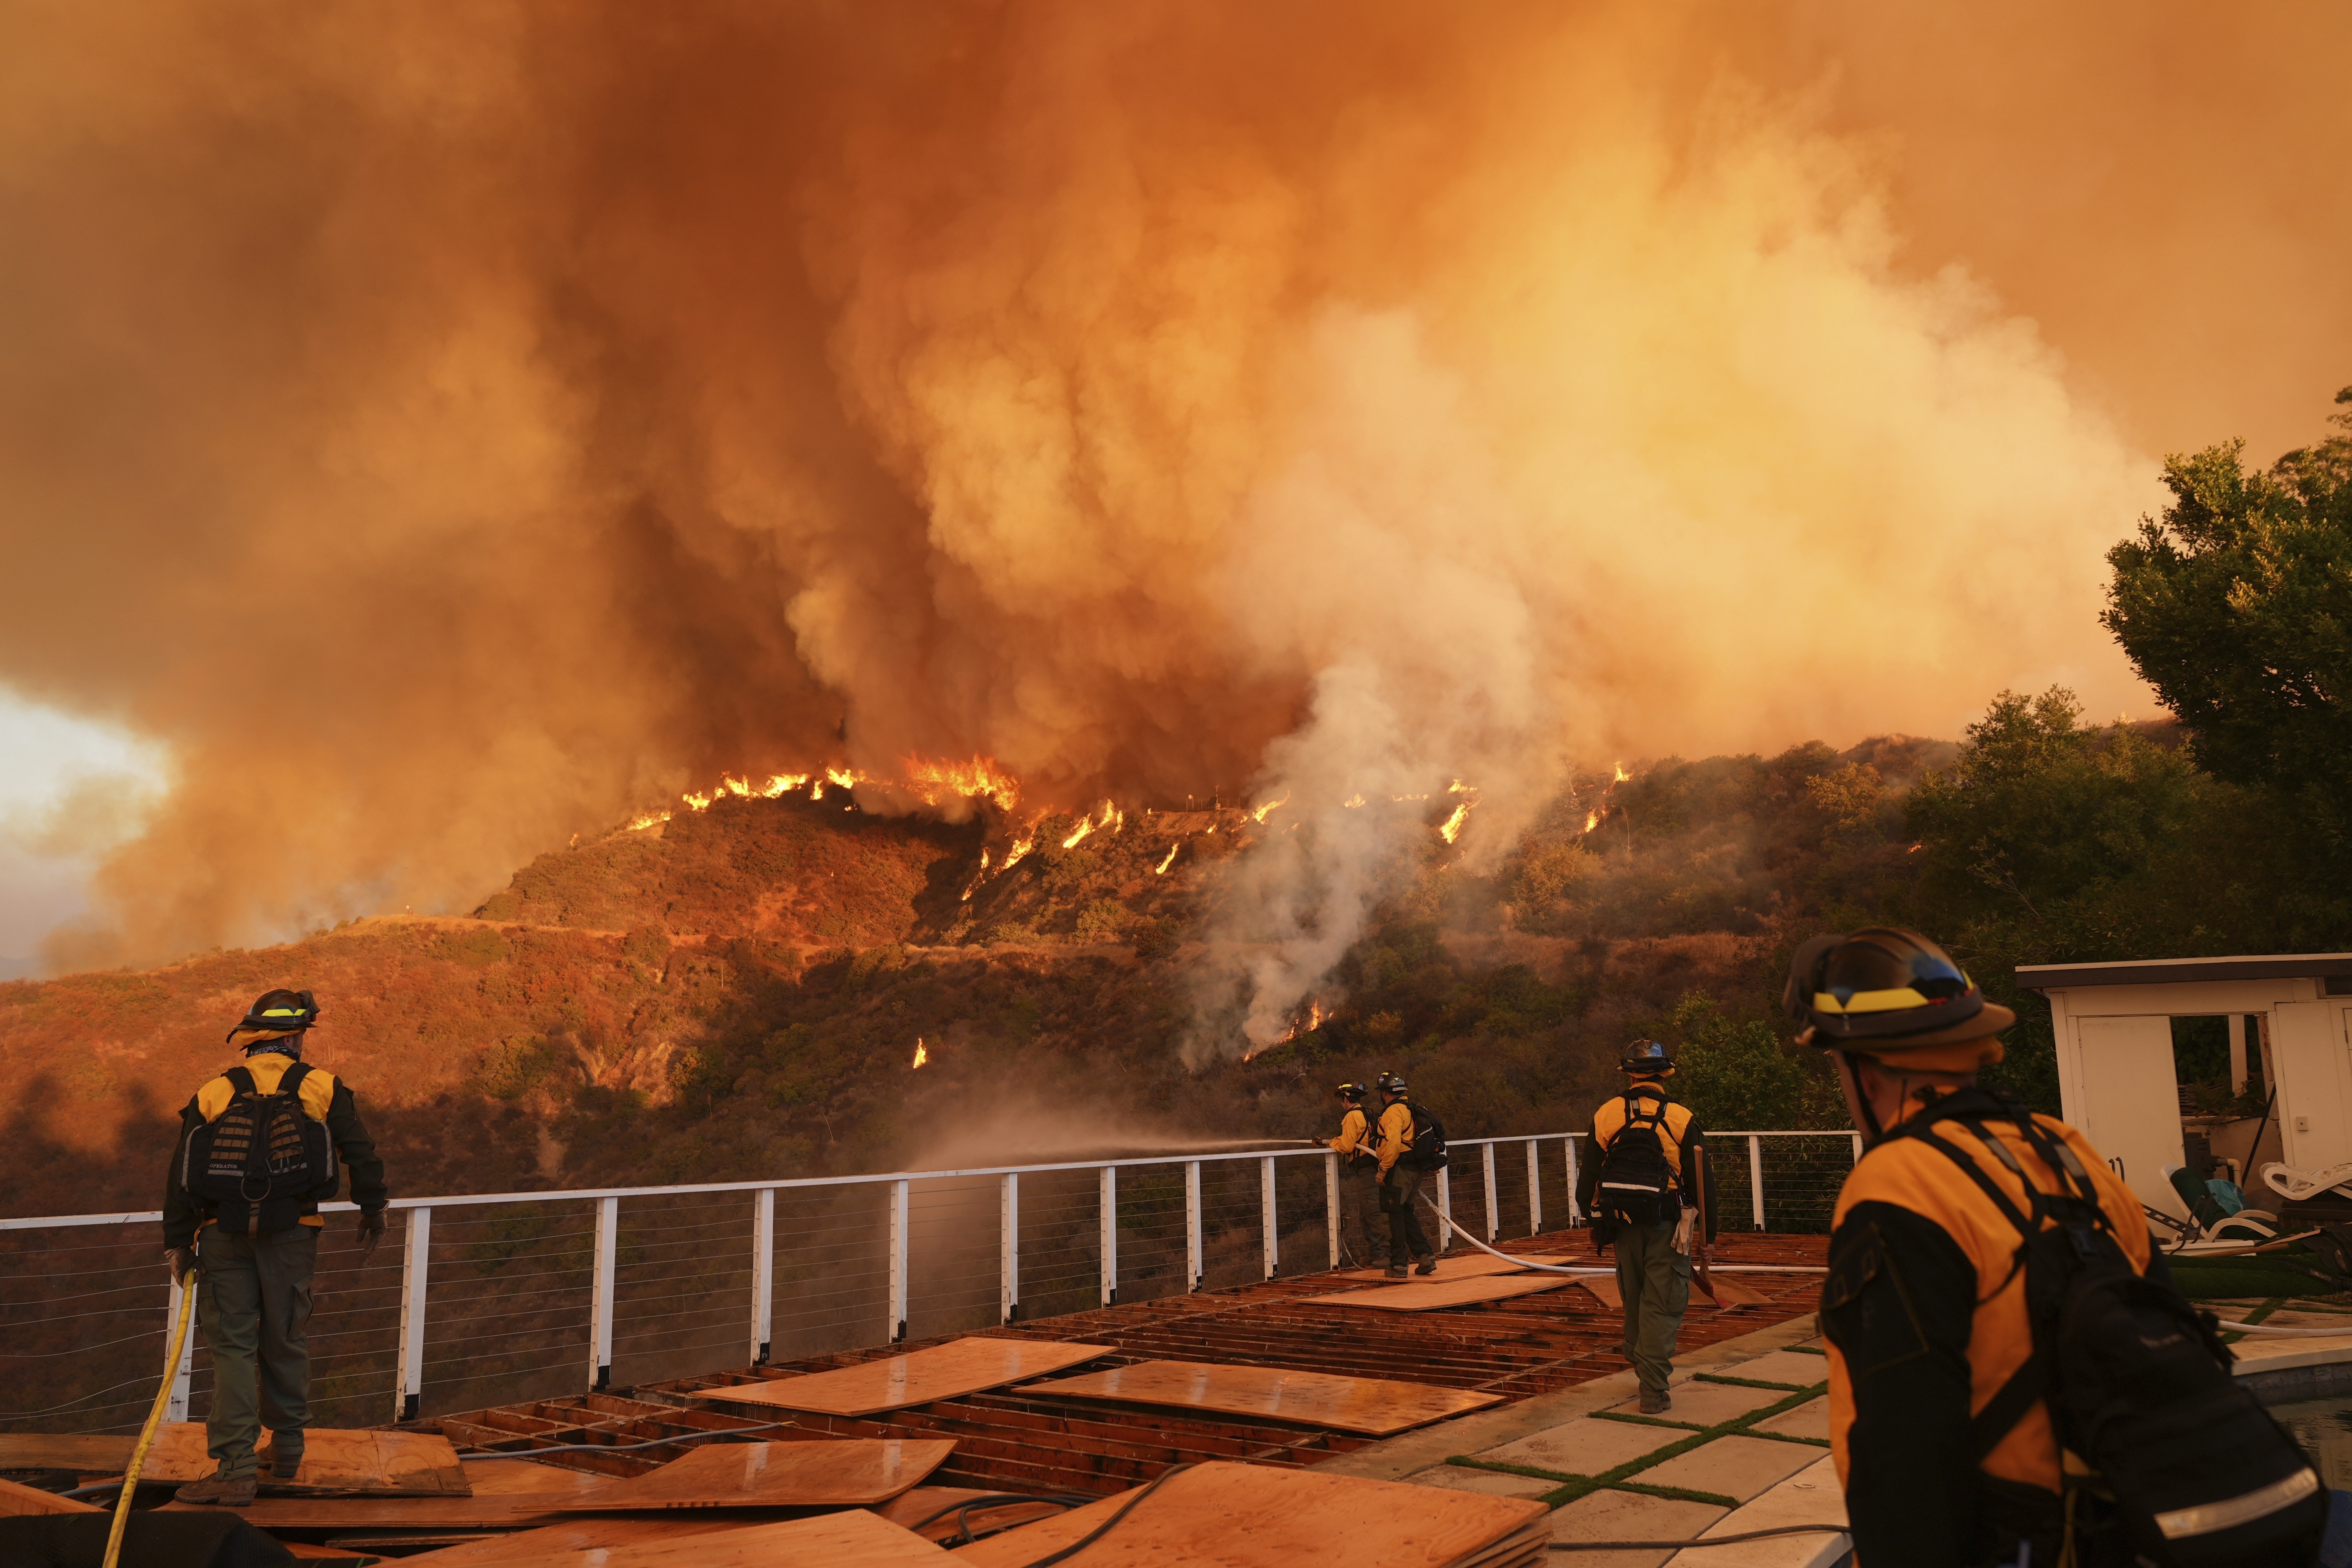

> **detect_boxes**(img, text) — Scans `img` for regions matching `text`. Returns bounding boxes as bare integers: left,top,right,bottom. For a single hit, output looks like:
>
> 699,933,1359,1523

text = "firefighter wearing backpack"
160,990,389,1507
1576,1039,1714,1414
1791,929,2326,1568
1373,1072,1442,1278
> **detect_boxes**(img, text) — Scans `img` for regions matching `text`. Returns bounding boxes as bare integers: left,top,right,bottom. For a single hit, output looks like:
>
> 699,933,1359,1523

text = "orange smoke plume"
0,1,2345,978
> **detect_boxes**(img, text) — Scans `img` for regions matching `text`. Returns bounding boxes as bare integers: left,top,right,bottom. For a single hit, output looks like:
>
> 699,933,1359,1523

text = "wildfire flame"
1154,843,1179,875
761,773,809,797
1001,835,1035,871
1438,802,1472,843
902,755,1020,811
1584,809,1600,832
1060,801,1120,850
682,791,713,811
912,1039,928,1069
1614,762,1632,783
1250,794,1290,824
627,810,672,831
1341,794,1366,809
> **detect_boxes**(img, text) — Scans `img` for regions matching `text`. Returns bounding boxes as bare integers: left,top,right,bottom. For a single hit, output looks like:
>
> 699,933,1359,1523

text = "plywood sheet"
1579,1276,1622,1312
0,1476,101,1516
1304,1273,1588,1312
1699,1275,1772,1307
952,1460,1548,1567
1334,1255,1525,1282
378,1517,747,1565
160,1491,574,1528
0,1434,136,1473
17,1424,470,1493
565,1439,955,1510
700,1338,1111,1416
459,1458,612,1499
1020,1360,1501,1436
400,1510,955,1566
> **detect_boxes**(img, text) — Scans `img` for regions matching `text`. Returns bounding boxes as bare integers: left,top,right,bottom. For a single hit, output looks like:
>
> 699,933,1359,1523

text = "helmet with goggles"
1782,928,2014,1052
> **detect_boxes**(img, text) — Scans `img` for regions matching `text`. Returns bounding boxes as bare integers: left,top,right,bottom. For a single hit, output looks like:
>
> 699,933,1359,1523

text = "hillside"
1,736,1960,1219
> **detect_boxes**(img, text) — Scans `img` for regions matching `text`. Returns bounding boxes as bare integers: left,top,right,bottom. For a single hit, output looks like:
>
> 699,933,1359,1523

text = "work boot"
1637,1388,1671,1415
1414,1254,1437,1276
174,1467,257,1506
262,1443,303,1481
1384,1265,1409,1278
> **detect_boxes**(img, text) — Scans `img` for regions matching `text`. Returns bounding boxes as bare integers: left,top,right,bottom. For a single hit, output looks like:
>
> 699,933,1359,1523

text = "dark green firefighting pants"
1380,1166,1436,1266
196,1225,318,1477
1614,1216,1692,1394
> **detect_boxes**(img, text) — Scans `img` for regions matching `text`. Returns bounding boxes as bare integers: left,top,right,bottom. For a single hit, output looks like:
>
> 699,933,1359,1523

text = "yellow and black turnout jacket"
163,1049,387,1248
1824,1087,2165,1567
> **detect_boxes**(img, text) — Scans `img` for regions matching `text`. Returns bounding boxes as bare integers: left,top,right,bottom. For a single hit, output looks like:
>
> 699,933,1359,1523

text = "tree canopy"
2105,387,2352,847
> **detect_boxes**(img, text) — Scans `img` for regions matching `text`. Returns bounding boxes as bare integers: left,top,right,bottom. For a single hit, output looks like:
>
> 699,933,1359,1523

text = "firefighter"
1788,928,2196,1566
162,990,388,1506
1373,1072,1438,1278
1325,1082,1384,1267
1576,1040,1713,1412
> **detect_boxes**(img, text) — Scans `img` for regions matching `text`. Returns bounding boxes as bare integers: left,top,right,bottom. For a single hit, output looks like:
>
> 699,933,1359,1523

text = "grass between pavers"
1446,1379,1834,1509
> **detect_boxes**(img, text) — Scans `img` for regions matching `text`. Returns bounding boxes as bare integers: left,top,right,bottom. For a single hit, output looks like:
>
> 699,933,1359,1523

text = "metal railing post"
1526,1139,1542,1235
1565,1135,1582,1224
394,1205,430,1421
1099,1166,1119,1306
1747,1135,1765,1232
1435,1166,1453,1250
749,1188,774,1365
1186,1161,1203,1291
590,1197,617,1392
1325,1152,1340,1269
1001,1172,1020,1324
1261,1156,1278,1279
888,1179,910,1341
1481,1142,1499,1241
165,1273,196,1424
1851,1133,1865,1165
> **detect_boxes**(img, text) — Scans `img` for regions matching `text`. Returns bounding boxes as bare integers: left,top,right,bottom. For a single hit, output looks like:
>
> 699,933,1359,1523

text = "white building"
2022,953,2352,1223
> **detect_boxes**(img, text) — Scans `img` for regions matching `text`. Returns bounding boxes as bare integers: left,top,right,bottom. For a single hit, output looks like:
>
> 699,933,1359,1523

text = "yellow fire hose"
104,1269,197,1568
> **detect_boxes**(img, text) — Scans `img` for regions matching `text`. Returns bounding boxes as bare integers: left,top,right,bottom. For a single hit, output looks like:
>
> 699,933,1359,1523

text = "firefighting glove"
356,1207,388,1263
163,1247,199,1285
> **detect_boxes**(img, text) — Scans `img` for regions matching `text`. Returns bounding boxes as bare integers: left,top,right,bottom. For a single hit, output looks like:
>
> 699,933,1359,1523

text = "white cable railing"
0,1129,1853,1432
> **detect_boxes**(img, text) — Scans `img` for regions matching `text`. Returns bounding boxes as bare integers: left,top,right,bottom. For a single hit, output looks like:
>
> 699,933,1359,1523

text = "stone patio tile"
1605,1380,1784,1427
1750,1396,1829,1441
1670,1453,1848,1568
1401,1465,1557,1499
1717,1350,1831,1389
1480,1417,1683,1477
1639,1434,1822,1502
1548,1488,1727,1568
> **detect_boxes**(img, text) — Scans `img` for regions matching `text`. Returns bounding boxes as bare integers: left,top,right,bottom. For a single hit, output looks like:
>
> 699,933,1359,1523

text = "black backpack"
1400,1102,1448,1171
1593,1088,1678,1226
1905,1108,2324,1566
181,1064,339,1237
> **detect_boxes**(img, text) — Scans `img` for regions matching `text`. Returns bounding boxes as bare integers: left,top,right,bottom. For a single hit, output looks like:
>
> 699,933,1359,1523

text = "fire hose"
104,1265,198,1568
1413,1194,1827,1275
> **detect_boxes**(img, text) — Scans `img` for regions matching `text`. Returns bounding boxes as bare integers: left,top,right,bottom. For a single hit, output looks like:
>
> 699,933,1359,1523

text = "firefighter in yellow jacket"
162,990,388,1506
1789,929,2190,1566
1324,1082,1384,1267
1576,1040,1714,1413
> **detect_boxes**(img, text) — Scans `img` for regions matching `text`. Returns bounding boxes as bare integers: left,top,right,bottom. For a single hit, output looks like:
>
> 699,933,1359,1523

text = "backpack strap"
1898,1118,2053,1460
277,1061,313,1101
223,1065,257,1097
